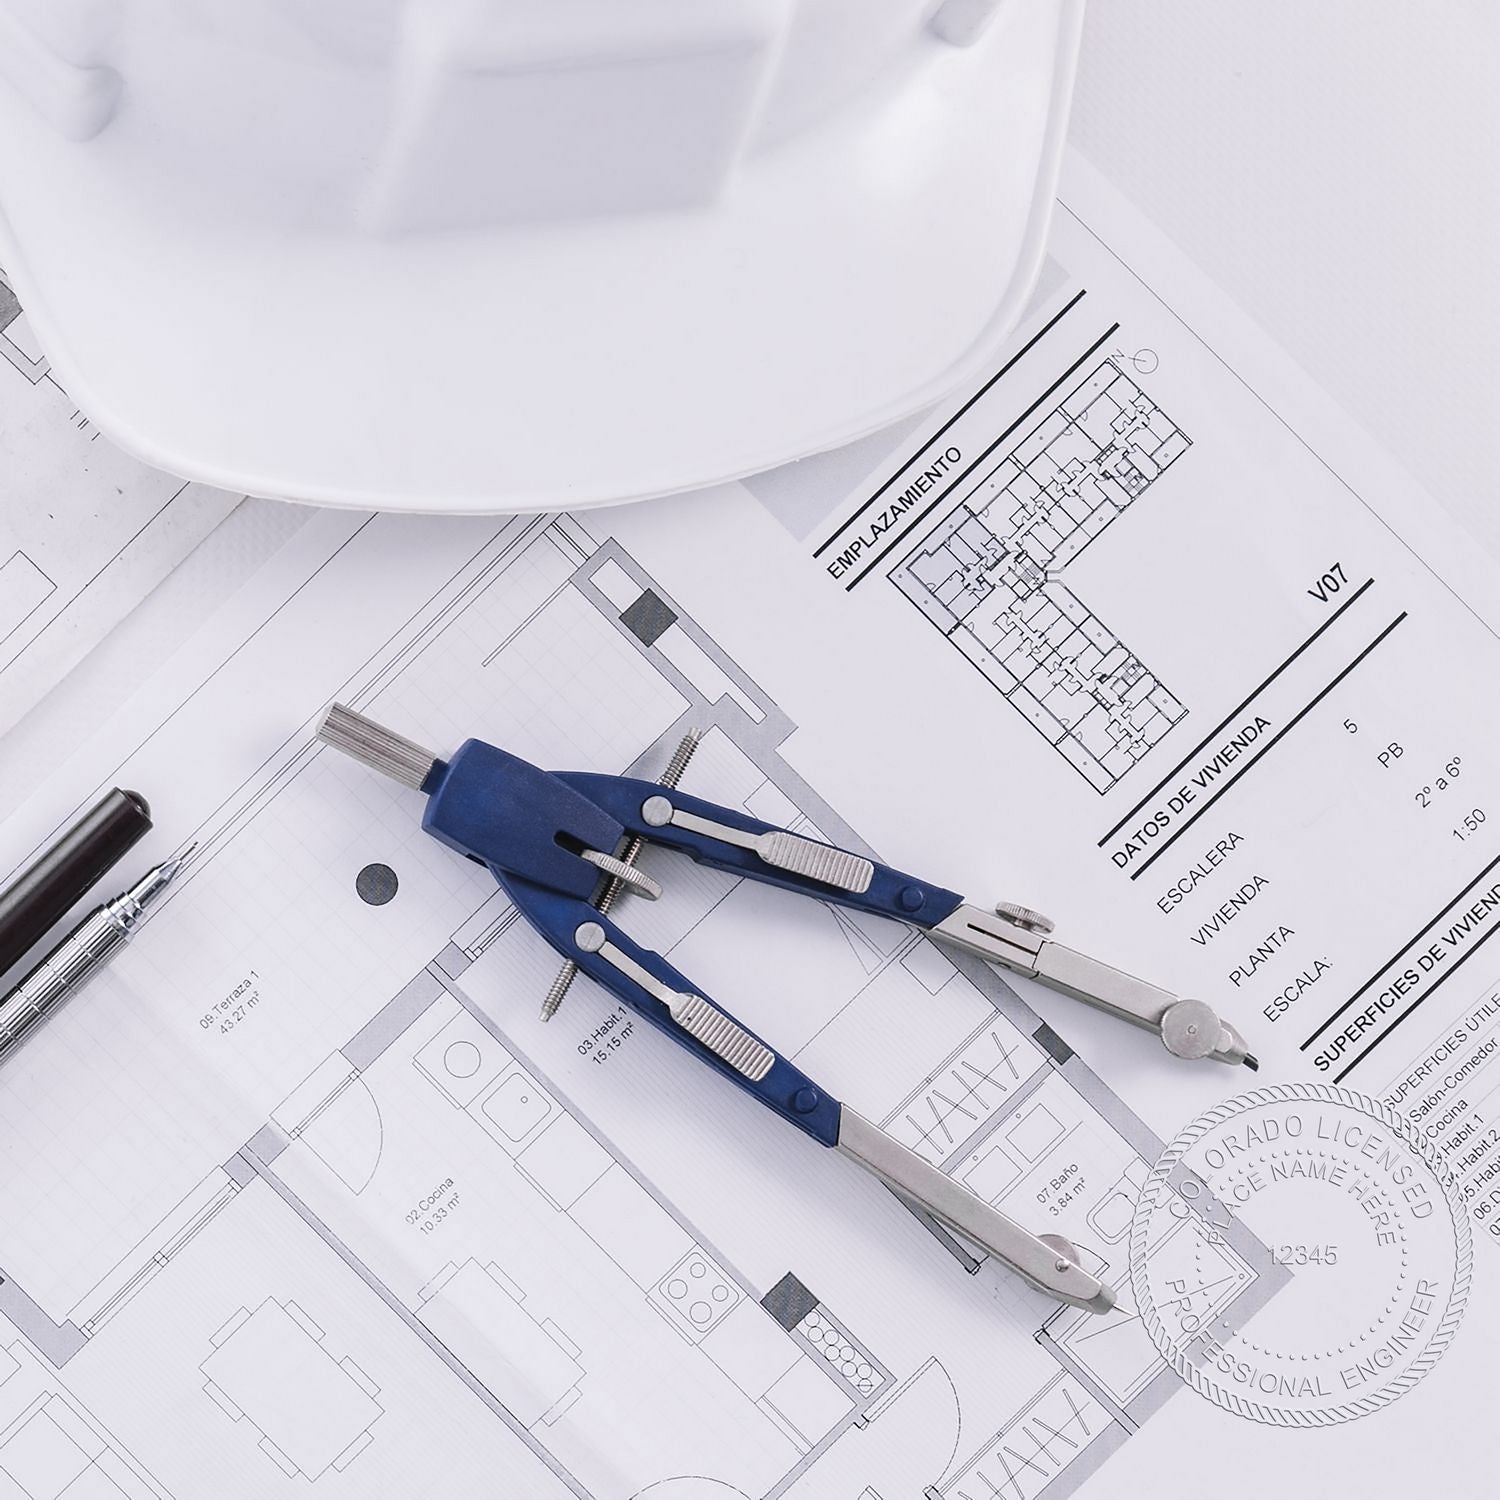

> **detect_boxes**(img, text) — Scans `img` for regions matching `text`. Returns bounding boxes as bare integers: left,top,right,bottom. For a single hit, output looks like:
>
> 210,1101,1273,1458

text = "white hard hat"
0,0,1081,513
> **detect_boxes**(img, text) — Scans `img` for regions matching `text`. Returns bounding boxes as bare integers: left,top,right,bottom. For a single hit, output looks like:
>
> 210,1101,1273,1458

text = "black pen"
0,788,153,979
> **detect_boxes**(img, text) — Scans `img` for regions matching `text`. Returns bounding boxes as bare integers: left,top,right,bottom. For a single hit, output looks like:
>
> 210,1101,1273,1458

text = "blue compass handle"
555,772,966,930
499,870,845,1148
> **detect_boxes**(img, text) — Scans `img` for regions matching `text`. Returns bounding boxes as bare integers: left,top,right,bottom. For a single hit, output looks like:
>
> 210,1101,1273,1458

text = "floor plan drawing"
0,512,1277,1499
890,360,1190,793
0,1339,167,1497
201,1298,383,1481
0,266,238,730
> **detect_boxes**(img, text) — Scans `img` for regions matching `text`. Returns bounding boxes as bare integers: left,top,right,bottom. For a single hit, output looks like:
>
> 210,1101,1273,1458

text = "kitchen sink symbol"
481,1068,553,1143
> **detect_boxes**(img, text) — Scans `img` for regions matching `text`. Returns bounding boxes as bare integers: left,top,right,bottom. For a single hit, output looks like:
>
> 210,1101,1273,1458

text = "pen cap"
0,788,152,978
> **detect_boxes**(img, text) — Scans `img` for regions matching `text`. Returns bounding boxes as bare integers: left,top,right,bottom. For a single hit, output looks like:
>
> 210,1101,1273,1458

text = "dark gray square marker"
620,588,678,647
761,1272,820,1330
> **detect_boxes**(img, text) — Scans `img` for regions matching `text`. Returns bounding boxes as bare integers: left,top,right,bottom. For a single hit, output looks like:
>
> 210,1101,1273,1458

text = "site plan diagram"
889,360,1189,794
0,508,1275,1500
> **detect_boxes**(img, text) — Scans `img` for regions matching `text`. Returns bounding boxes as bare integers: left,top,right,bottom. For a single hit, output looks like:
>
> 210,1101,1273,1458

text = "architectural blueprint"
0,267,237,732
889,361,1188,794
2,153,1500,1500
0,508,1275,1500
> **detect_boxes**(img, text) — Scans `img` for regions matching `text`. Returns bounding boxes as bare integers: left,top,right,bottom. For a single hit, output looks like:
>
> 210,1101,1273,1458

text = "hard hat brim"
0,1,1081,513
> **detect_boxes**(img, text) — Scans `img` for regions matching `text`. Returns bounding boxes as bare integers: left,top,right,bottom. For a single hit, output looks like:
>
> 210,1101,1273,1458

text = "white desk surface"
1072,0,1500,556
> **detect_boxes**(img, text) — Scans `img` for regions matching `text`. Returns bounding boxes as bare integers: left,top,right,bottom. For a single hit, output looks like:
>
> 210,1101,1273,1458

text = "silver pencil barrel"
0,912,126,1058
0,852,186,1068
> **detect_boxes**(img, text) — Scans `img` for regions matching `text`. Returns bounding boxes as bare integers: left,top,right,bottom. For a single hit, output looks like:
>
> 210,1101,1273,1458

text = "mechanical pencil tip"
165,840,201,876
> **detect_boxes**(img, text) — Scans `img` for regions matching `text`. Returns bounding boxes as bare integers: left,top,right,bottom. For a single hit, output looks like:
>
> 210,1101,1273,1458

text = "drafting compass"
317,705,1256,1312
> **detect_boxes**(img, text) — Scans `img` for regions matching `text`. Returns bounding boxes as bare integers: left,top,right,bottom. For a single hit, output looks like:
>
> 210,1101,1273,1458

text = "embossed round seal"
1129,1082,1470,1425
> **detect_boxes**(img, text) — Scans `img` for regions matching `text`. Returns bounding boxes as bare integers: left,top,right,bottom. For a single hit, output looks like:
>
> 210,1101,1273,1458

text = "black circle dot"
356,863,399,906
